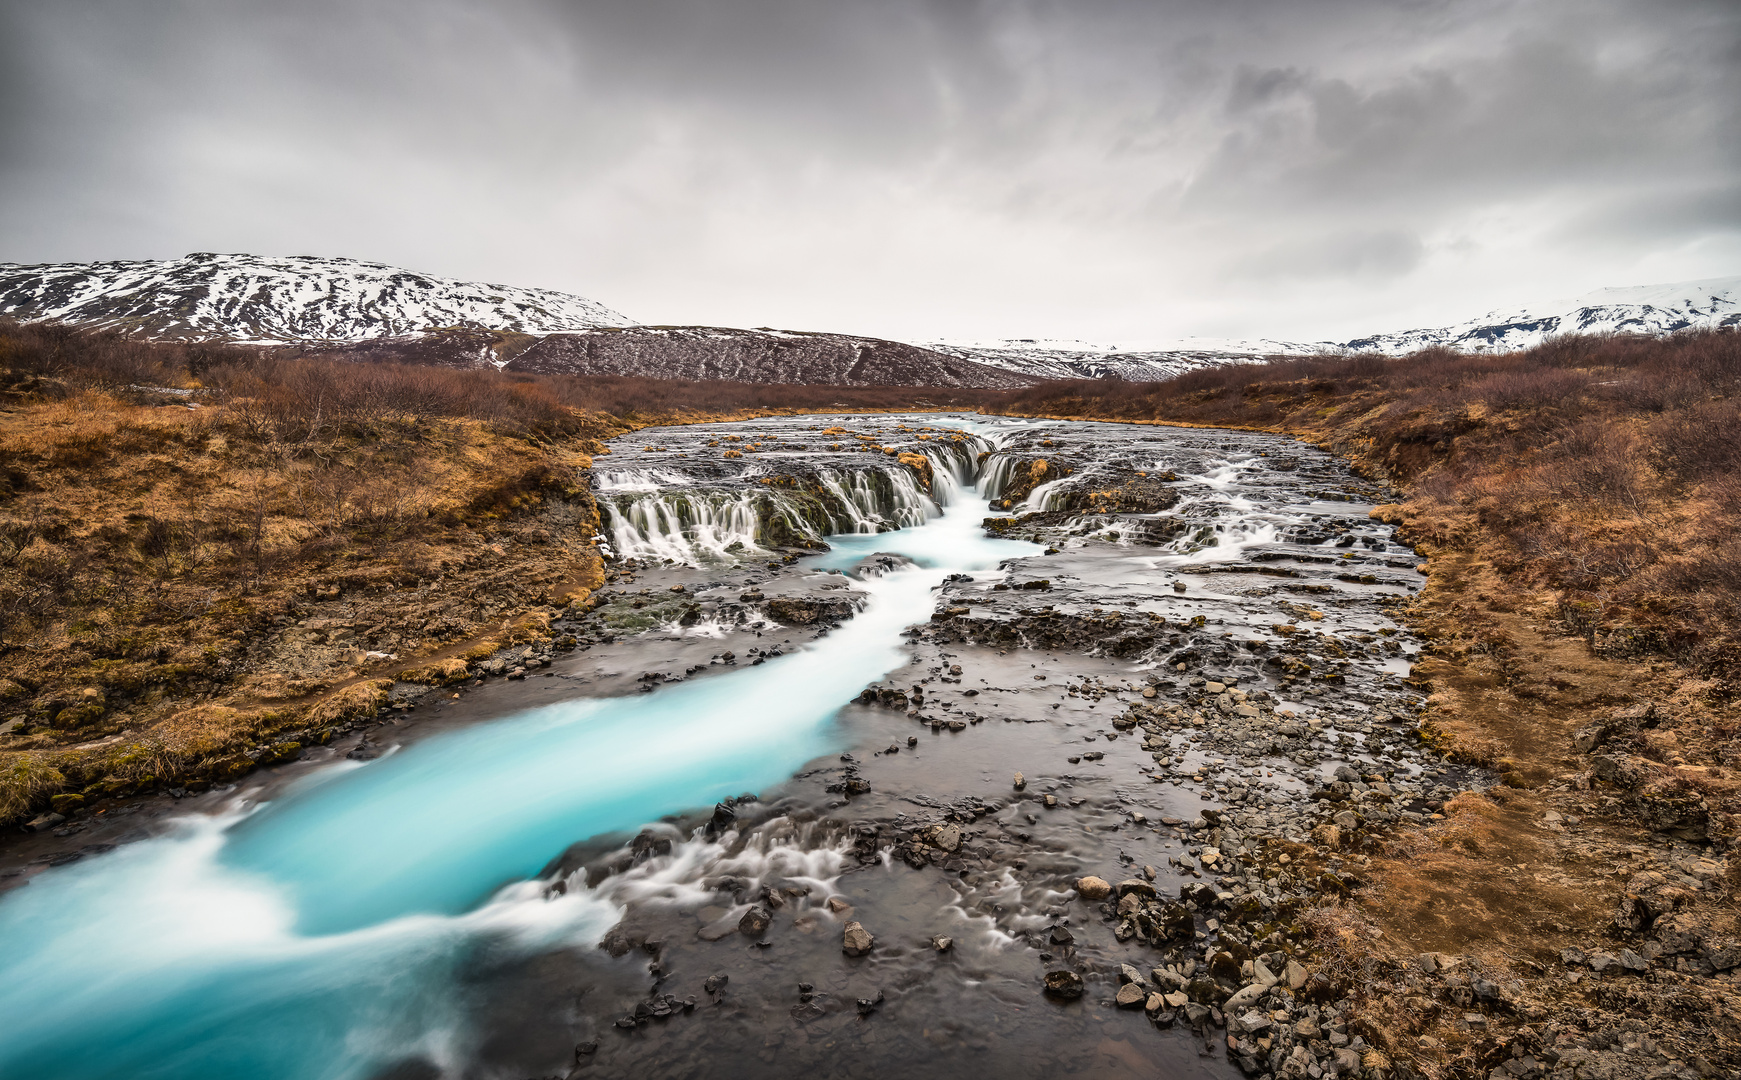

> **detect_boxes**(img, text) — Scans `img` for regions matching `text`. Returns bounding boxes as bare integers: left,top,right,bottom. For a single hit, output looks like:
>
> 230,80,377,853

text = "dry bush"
0,751,65,822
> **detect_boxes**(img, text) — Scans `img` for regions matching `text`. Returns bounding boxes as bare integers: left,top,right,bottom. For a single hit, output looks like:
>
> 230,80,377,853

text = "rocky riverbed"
4,414,1732,1080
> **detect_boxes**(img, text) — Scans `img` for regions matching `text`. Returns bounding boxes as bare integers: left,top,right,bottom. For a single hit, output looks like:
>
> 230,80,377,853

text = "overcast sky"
1,0,1737,343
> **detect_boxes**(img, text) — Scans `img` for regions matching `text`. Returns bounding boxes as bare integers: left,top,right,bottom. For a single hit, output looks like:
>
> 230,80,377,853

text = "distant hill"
502,325,1034,388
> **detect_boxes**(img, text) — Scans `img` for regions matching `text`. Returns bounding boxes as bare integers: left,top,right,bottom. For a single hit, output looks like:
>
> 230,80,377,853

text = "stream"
0,414,1443,1080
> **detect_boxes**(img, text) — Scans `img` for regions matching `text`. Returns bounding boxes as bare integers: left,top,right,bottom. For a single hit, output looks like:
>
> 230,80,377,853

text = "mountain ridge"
931,275,1741,381
1,253,1734,386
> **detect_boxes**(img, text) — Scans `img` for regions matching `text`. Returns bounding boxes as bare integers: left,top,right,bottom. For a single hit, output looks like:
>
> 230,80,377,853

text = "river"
0,414,1440,1080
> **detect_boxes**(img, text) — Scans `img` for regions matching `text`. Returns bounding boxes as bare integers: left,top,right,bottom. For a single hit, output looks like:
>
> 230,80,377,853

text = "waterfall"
602,491,774,563
1019,475,1073,513
979,452,1020,500
593,468,692,492
601,463,952,565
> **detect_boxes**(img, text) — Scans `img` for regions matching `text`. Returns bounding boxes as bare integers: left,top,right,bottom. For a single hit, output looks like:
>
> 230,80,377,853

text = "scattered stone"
1043,970,1085,999
739,906,772,936
1075,875,1112,900
842,921,875,956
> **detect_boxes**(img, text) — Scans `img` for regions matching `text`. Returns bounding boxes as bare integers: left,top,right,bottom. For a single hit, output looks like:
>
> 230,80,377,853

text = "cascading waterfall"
593,468,693,492
1019,475,1073,513
979,452,1022,501
603,491,768,564
600,435,994,566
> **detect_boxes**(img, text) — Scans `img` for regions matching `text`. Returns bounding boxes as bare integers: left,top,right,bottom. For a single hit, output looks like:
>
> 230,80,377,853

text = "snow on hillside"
932,276,1741,381
1341,276,1741,355
926,336,1319,382
0,252,633,343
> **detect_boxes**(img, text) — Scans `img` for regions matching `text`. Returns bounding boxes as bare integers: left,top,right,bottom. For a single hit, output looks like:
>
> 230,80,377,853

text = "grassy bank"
0,320,997,824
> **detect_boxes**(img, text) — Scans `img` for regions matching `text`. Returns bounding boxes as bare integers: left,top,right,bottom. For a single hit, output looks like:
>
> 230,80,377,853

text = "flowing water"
0,414,1432,1080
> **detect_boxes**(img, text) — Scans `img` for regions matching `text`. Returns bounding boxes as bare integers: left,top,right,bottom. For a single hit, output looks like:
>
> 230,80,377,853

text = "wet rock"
842,921,875,956
766,597,855,626
1186,978,1225,1004
924,823,962,852
1049,925,1075,946
739,905,772,936
931,935,953,952
1043,970,1085,999
1013,771,1025,790
856,990,885,1016
1075,875,1112,900
704,974,729,994
708,801,737,834
1115,982,1148,1008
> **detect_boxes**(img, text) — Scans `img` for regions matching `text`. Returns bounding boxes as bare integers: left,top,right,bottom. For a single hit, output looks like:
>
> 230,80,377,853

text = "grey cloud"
0,0,1736,340
1236,229,1426,282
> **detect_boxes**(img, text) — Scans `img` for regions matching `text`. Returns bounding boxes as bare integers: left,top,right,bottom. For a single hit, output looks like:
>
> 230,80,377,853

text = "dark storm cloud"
0,0,1736,340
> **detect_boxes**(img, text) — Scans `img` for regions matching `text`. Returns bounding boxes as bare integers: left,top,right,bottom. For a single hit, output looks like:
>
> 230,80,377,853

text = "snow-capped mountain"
1341,276,1741,355
926,336,1316,382
929,276,1741,381
0,252,632,343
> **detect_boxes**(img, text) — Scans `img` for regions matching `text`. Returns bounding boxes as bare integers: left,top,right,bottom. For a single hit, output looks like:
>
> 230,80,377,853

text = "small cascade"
593,468,692,492
1019,475,1074,513
979,452,1022,500
602,491,775,563
812,471,883,534
814,468,935,532
592,427,998,567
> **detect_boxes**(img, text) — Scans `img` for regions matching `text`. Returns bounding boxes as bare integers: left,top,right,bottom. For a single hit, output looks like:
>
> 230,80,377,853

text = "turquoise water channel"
0,481,1035,1080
